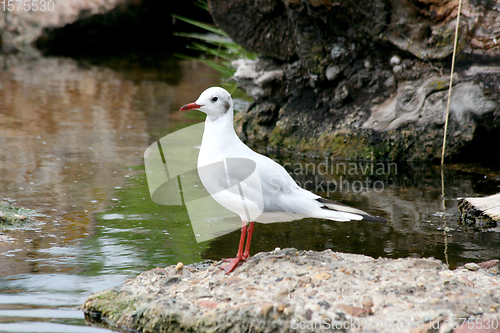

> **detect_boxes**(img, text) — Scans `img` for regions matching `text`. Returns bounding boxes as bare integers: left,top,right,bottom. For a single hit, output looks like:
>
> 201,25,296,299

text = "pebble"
393,64,402,73
274,288,289,299
175,262,184,274
312,272,331,282
480,259,499,269
330,44,348,60
384,75,395,87
325,65,341,81
390,55,402,66
465,262,480,271
362,297,373,308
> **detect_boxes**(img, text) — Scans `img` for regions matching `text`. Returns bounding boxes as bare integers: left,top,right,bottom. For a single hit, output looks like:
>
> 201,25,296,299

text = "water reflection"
0,55,219,277
0,55,220,332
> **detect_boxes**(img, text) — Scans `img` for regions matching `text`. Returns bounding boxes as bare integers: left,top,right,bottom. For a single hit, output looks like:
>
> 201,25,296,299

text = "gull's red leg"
220,221,247,274
222,220,247,262
242,221,254,260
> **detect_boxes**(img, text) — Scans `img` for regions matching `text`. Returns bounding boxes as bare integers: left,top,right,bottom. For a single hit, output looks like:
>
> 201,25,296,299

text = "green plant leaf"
172,7,257,77
172,14,228,37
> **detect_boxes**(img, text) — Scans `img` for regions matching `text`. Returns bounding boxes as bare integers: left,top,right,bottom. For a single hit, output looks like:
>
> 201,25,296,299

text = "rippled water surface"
0,55,499,332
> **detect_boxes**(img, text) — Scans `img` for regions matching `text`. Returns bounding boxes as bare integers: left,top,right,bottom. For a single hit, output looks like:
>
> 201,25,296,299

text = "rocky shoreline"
231,52,500,163
214,0,500,162
82,248,500,333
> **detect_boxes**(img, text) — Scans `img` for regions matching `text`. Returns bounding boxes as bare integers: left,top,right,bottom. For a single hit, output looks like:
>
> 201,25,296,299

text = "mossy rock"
0,202,39,230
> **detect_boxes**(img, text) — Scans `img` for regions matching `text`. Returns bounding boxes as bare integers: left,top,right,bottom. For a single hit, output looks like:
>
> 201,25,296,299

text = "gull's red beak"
180,103,202,111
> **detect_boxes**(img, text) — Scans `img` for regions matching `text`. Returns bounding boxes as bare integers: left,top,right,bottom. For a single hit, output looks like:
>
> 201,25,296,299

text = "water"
0,55,499,332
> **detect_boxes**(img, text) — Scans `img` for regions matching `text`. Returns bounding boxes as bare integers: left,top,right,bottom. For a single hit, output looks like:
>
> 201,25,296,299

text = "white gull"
180,87,386,273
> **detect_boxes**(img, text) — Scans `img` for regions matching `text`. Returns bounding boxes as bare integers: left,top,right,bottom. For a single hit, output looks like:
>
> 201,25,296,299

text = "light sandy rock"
82,248,500,333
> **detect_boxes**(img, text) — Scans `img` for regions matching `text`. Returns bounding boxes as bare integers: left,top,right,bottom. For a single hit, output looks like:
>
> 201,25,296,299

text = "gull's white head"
180,87,233,119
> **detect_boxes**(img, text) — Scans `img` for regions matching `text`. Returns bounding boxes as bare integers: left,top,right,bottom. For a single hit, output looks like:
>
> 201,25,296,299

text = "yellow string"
441,0,463,165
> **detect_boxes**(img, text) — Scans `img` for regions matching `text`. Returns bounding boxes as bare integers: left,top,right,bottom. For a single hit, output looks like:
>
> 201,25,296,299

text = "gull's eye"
211,96,218,102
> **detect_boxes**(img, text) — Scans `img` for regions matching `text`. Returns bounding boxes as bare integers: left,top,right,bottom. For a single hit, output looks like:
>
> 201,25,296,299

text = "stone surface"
458,193,500,230
233,58,500,161
0,0,123,52
465,262,481,271
232,57,500,162
211,0,500,162
82,248,500,333
208,0,297,61
210,0,500,63
362,76,497,131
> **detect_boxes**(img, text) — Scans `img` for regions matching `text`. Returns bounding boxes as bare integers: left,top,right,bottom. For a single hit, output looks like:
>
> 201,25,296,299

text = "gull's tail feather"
316,198,388,223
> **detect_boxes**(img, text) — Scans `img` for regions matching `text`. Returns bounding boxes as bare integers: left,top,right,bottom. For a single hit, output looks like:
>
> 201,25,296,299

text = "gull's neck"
204,108,238,139
200,108,243,161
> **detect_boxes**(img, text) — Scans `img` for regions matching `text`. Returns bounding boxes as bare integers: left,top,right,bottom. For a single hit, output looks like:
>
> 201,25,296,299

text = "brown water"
0,55,499,332
0,55,220,332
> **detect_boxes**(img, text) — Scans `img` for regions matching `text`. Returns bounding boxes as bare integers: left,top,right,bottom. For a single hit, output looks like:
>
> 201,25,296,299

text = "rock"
232,59,286,99
209,0,297,61
2,1,212,54
384,0,500,61
312,272,331,282
362,297,373,308
297,275,311,287
162,276,180,286
361,76,497,131
210,0,500,162
260,303,274,317
325,65,341,81
82,248,500,333
479,259,499,269
337,304,370,317
234,59,500,161
458,193,500,230
390,55,402,66
330,43,349,62
197,300,220,309
0,0,123,52
458,276,474,287
0,202,38,230
210,0,500,62
411,258,444,269
175,262,184,274
464,263,481,271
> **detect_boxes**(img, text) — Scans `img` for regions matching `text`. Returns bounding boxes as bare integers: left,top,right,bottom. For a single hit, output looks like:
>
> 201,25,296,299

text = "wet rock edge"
82,248,500,333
